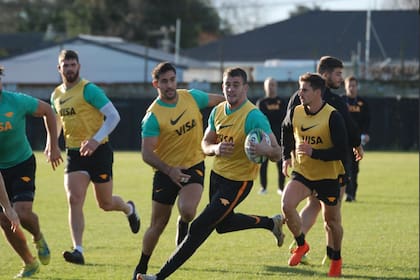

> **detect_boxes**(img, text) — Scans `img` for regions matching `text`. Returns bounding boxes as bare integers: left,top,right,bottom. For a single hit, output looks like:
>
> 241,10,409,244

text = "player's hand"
167,166,191,188
80,139,100,157
282,159,292,177
4,206,20,232
296,141,312,156
251,136,271,157
361,134,370,145
215,142,234,157
353,145,364,161
44,144,63,170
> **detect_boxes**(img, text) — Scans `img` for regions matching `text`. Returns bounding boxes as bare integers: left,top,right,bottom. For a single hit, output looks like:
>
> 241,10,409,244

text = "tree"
135,0,226,49
0,0,225,49
288,4,321,18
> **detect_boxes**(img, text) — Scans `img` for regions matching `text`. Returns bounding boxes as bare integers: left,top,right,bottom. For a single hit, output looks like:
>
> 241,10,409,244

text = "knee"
324,218,341,232
14,206,34,223
149,218,169,233
214,219,232,234
98,201,113,211
215,227,225,234
281,201,294,217
189,218,212,235
308,199,322,211
180,211,196,223
68,193,84,206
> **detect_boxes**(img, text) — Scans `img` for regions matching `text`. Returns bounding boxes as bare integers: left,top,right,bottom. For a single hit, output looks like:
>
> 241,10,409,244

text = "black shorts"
0,154,36,206
291,171,340,206
66,143,113,183
152,161,205,205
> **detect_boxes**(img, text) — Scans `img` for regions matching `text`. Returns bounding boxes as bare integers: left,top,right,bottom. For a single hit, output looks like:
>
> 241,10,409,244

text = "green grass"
0,151,418,279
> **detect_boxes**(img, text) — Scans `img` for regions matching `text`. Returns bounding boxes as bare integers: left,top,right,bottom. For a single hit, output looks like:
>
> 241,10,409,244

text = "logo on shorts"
170,110,187,125
300,124,318,132
194,169,204,177
327,197,336,203
220,198,230,206
99,174,108,180
20,176,31,183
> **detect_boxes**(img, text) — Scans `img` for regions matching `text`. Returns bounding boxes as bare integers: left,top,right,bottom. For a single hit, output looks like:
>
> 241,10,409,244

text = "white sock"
75,245,83,253
127,202,134,216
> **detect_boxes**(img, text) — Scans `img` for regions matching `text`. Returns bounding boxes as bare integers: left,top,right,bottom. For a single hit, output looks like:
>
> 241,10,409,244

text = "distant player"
256,77,287,195
341,76,370,201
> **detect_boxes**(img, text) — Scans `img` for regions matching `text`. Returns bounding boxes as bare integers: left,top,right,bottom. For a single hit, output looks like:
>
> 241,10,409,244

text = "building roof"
0,35,206,85
0,32,47,56
182,10,419,63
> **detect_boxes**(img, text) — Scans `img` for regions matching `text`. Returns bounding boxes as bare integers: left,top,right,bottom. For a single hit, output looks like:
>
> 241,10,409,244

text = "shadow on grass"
172,263,418,280
265,264,419,280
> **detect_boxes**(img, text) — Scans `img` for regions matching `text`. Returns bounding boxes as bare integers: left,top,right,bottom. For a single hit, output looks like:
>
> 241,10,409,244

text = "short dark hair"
152,61,176,81
299,72,326,93
0,65,4,76
58,49,79,63
223,67,248,84
345,75,358,84
317,56,343,75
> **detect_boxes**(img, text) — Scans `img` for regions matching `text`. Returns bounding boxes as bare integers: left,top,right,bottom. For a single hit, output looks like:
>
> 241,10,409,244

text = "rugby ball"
244,128,271,163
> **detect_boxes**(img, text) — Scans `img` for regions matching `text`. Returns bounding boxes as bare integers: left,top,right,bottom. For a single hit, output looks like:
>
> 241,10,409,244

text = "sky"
262,0,383,25
213,0,389,33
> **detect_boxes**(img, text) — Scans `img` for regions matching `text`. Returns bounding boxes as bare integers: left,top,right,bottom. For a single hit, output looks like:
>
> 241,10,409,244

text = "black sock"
177,219,189,245
295,233,305,246
331,249,341,260
136,253,150,274
326,246,334,259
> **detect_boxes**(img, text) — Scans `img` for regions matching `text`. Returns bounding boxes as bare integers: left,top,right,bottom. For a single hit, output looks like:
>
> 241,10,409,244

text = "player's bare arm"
142,136,189,187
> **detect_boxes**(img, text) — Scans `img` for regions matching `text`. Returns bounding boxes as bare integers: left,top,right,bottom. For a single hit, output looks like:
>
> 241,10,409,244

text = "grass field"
0,151,418,280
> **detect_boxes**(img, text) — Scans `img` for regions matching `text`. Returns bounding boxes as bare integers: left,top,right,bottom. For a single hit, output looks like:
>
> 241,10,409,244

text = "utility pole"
148,25,175,53
365,9,371,79
174,18,181,65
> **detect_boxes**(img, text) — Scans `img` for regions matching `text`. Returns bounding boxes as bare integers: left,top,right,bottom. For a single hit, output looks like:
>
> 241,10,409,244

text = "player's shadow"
264,264,418,280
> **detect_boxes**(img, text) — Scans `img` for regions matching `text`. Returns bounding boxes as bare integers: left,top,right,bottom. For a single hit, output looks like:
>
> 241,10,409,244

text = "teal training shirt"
208,101,272,135
0,90,38,168
51,82,109,113
142,89,209,137
84,83,110,109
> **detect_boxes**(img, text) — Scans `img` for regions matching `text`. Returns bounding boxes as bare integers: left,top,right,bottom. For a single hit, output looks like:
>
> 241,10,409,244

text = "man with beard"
51,50,140,265
284,56,363,266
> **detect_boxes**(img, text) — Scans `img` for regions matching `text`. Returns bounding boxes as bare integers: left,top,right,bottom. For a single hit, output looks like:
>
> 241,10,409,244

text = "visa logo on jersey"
0,121,12,131
301,135,323,145
60,107,76,116
174,119,197,136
